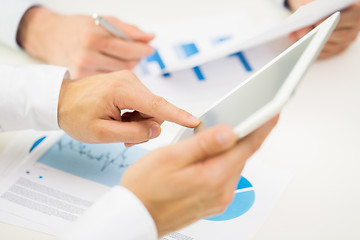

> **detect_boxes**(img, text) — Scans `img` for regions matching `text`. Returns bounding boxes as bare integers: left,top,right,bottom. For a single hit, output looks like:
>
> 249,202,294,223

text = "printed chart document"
150,0,357,72
0,131,292,240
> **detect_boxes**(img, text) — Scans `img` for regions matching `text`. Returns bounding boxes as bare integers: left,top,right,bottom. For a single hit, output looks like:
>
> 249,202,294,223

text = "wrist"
17,7,60,58
57,79,70,130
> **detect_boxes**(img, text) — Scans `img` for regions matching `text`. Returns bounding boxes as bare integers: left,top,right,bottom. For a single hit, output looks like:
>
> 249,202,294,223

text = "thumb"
289,26,313,42
170,125,237,168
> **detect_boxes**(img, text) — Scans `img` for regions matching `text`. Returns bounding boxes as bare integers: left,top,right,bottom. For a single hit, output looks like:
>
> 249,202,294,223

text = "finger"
288,26,314,43
288,32,298,43
204,115,279,176
228,115,279,165
122,111,164,125
131,94,200,128
335,4,360,29
106,17,155,42
92,119,161,143
325,28,359,44
319,44,349,59
313,5,360,30
124,140,149,148
111,70,200,128
168,125,237,168
294,26,314,41
318,51,336,59
139,112,152,119
323,40,354,52
100,38,154,60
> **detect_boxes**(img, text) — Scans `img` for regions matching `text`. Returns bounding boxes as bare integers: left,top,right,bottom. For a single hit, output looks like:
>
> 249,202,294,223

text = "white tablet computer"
173,12,340,142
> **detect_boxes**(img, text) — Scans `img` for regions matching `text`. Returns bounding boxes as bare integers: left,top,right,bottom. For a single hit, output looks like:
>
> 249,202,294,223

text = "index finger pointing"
133,94,200,128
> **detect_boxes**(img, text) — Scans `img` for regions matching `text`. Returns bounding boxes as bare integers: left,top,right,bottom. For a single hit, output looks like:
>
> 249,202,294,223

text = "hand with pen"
17,6,155,78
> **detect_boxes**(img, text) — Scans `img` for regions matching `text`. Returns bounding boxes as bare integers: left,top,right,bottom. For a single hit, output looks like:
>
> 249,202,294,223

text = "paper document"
0,131,148,234
148,0,356,72
0,131,292,240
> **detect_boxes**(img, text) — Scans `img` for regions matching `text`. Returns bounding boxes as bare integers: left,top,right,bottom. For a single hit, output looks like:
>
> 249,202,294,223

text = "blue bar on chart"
146,50,171,77
175,43,205,81
230,51,253,72
193,66,205,81
175,43,199,58
211,37,253,73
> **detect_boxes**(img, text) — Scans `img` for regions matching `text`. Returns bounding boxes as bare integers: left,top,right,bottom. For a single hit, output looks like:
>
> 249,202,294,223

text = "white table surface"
0,0,359,239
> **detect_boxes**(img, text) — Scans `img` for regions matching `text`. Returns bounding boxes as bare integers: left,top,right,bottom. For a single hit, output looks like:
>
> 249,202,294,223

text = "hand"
57,70,200,145
288,0,360,59
17,7,155,78
122,116,279,237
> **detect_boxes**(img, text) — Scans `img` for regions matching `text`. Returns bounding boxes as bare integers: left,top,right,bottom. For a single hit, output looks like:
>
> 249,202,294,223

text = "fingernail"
215,128,235,146
187,115,201,126
149,124,160,139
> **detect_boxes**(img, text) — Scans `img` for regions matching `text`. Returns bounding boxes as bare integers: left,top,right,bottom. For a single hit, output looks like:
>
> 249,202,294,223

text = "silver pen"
92,13,132,41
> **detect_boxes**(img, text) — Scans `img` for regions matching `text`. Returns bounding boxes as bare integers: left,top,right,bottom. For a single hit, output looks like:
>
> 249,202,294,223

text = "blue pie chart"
206,177,255,221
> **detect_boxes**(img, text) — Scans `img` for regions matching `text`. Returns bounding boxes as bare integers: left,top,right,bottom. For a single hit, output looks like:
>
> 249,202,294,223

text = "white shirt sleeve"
0,65,69,131
0,65,158,239
58,186,158,240
0,0,38,49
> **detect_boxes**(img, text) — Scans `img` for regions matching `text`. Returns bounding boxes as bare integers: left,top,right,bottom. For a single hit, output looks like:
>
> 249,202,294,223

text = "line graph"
36,134,148,187
56,139,130,172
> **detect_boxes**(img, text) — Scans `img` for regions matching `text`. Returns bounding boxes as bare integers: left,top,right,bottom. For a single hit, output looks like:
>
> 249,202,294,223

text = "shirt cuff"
0,65,70,131
57,186,158,240
0,0,39,49
284,0,290,9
